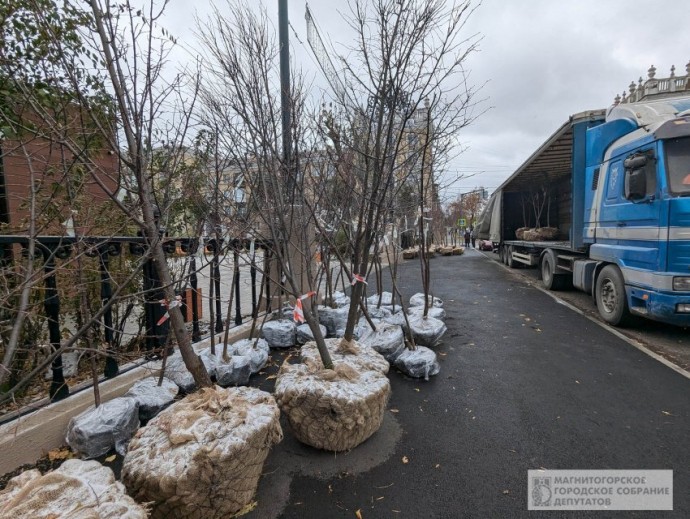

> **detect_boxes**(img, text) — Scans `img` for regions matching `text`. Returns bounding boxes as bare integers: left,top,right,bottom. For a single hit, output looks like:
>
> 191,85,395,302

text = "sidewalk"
248,250,690,518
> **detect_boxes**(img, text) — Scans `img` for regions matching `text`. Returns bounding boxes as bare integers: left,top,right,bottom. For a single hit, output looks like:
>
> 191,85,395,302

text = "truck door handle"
617,222,627,227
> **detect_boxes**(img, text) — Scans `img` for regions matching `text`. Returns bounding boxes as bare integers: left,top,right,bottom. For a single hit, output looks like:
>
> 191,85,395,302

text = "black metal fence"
0,235,274,403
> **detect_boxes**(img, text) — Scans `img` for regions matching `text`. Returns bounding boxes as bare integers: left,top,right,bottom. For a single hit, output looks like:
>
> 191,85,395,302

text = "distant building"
0,101,119,235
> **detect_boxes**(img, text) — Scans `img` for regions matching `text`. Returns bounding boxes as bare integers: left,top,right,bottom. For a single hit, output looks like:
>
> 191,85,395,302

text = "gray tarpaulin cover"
66,396,140,459
0,459,148,518
262,319,297,348
125,376,178,421
394,347,440,380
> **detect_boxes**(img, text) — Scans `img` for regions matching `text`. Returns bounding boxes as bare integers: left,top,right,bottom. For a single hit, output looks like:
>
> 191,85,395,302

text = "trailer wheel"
506,246,517,268
595,265,631,326
541,251,566,290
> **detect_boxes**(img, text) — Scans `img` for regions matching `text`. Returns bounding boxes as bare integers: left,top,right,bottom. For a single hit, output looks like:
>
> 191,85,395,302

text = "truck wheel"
506,246,517,268
595,265,631,326
541,251,565,290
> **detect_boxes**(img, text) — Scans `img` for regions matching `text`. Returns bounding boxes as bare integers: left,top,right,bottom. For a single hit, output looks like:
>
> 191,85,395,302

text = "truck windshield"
665,136,690,195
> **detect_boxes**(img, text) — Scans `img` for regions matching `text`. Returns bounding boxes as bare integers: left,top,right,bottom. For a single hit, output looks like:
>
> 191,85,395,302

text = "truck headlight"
673,277,690,291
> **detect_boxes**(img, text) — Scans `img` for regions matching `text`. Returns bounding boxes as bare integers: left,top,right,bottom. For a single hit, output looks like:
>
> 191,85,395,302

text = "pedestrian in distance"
470,229,476,248
464,229,471,247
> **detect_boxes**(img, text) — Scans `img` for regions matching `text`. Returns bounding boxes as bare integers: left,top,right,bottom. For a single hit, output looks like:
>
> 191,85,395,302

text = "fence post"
99,242,119,378
250,242,258,319
234,248,242,326
142,252,168,357
42,245,69,402
189,252,201,343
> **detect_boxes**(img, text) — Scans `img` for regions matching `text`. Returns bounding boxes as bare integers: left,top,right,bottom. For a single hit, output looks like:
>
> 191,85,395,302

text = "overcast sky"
164,0,690,205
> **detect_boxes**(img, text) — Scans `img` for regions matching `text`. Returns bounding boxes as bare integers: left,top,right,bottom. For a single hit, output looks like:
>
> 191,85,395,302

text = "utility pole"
278,0,292,193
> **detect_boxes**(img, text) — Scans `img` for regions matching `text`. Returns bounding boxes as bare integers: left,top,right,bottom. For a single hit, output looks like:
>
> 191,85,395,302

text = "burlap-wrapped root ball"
122,386,282,519
0,459,148,518
274,358,390,452
299,338,390,375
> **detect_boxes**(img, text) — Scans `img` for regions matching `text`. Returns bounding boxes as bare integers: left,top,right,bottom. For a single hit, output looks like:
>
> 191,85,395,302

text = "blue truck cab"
476,65,690,327
583,97,690,325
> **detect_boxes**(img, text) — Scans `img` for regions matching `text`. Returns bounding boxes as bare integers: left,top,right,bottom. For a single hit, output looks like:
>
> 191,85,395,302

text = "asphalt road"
249,248,690,518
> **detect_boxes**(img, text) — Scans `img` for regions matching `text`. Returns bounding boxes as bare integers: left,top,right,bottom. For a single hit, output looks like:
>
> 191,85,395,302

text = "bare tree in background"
311,0,483,328
197,2,334,368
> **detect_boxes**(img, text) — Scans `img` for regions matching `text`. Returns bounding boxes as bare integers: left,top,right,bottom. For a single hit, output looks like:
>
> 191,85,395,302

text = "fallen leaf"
438,352,447,356
391,510,401,513
661,411,674,416
47,448,72,461
235,501,257,514
435,464,441,469
414,388,420,392
389,408,399,413
575,380,580,384
265,375,277,380
402,456,409,464
328,484,333,494
104,454,116,463
376,496,384,501
535,328,542,332
355,509,363,519
503,489,510,495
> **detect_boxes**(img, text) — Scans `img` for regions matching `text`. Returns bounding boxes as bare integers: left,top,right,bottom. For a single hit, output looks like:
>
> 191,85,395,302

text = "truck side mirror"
625,168,647,200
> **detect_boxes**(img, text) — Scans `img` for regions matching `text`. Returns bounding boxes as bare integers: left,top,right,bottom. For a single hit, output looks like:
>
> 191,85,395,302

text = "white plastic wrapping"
332,290,351,307
229,338,270,373
262,319,297,348
408,313,447,347
317,306,349,337
65,396,140,459
366,291,393,307
383,311,410,333
394,347,441,380
355,316,380,343
0,459,148,518
122,386,282,519
125,376,179,421
361,323,405,362
296,323,328,345
215,355,252,387
274,360,390,452
164,353,217,393
367,305,392,319
409,292,444,308
299,338,389,374
407,305,446,321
